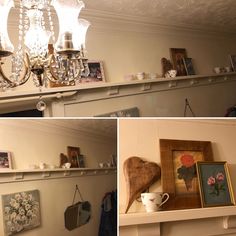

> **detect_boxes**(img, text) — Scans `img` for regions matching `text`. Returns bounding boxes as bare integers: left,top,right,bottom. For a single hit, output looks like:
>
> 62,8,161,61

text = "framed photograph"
183,58,195,75
67,146,80,168
2,190,41,235
170,48,187,76
229,55,236,72
159,139,213,210
196,161,235,207
80,61,105,83
0,151,12,169
77,154,85,168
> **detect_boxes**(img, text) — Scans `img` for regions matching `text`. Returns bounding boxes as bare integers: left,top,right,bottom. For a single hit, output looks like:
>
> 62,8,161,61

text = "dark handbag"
64,185,91,231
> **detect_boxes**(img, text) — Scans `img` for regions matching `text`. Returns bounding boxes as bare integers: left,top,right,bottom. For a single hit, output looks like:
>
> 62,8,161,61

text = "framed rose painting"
196,161,235,207
160,139,213,210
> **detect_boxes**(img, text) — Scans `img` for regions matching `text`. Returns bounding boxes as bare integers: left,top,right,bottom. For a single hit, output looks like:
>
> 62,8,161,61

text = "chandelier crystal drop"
0,0,91,92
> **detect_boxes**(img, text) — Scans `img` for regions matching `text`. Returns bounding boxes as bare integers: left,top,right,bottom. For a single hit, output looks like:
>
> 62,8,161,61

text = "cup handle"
159,193,170,207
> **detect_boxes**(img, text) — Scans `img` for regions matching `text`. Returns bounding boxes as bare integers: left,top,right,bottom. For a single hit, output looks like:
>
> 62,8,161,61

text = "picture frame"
183,57,195,75
170,48,187,76
2,190,41,235
80,60,106,83
77,154,85,168
0,151,12,169
229,55,236,72
67,146,80,168
196,161,235,207
159,139,213,210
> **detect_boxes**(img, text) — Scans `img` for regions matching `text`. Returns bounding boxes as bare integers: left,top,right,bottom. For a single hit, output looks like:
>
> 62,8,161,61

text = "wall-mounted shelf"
0,167,117,183
0,72,235,103
120,206,236,226
0,72,236,115
120,207,236,236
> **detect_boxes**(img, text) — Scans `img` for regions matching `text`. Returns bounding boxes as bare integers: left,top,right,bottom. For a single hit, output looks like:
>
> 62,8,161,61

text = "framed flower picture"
2,190,41,235
159,139,213,210
229,55,236,72
183,57,195,75
196,161,235,207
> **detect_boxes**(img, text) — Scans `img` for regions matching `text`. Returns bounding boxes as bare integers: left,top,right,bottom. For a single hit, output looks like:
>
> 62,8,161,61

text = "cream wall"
0,120,117,168
0,119,117,236
119,119,236,236
87,24,236,82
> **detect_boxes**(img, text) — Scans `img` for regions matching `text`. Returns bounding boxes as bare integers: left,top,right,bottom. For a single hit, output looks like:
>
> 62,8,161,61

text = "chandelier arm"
16,57,32,86
0,55,31,88
47,55,62,83
73,65,82,81
0,62,14,86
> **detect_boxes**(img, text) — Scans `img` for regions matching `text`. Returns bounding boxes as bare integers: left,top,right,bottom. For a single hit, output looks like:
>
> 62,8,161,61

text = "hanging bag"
64,185,91,230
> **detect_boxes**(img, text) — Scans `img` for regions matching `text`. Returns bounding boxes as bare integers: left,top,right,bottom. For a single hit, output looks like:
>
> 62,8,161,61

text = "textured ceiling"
83,0,236,31
43,119,117,139
11,0,236,32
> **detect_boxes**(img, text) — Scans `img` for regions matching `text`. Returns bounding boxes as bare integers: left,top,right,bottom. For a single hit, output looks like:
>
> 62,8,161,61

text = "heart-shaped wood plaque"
123,156,161,213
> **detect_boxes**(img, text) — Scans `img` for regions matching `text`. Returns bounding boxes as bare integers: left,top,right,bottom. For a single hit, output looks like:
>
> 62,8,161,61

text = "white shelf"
119,206,236,226
1,72,235,115
0,167,117,183
0,72,235,102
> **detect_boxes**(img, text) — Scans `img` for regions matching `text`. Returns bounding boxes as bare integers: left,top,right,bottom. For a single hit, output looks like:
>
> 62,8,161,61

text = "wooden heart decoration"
123,156,161,213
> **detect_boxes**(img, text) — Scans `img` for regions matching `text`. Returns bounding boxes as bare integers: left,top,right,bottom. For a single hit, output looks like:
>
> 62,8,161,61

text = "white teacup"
165,70,177,78
136,72,145,80
141,192,169,212
214,67,221,74
39,162,46,170
64,162,71,169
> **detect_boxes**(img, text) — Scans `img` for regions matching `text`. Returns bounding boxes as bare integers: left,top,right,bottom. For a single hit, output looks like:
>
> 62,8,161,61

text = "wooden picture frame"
0,151,12,169
80,61,105,83
196,161,235,207
159,139,213,210
67,146,80,168
170,48,187,76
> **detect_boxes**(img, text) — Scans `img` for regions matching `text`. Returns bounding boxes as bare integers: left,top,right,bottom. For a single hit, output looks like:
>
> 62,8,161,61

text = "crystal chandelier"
0,0,90,95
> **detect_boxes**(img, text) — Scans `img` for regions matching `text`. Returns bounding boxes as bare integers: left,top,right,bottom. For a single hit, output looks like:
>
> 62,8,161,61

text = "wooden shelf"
119,206,236,226
0,167,117,183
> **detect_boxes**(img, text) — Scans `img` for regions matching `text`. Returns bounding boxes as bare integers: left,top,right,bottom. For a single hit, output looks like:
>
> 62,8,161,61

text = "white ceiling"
11,0,236,32
42,119,117,139
83,0,236,32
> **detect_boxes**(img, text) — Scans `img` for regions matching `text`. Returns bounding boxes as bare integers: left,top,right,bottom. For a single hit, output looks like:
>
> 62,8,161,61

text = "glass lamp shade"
24,9,51,59
78,19,90,50
0,0,14,57
51,0,85,54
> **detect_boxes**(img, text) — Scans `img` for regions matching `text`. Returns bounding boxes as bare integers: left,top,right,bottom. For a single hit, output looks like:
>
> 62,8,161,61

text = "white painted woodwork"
0,73,235,116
